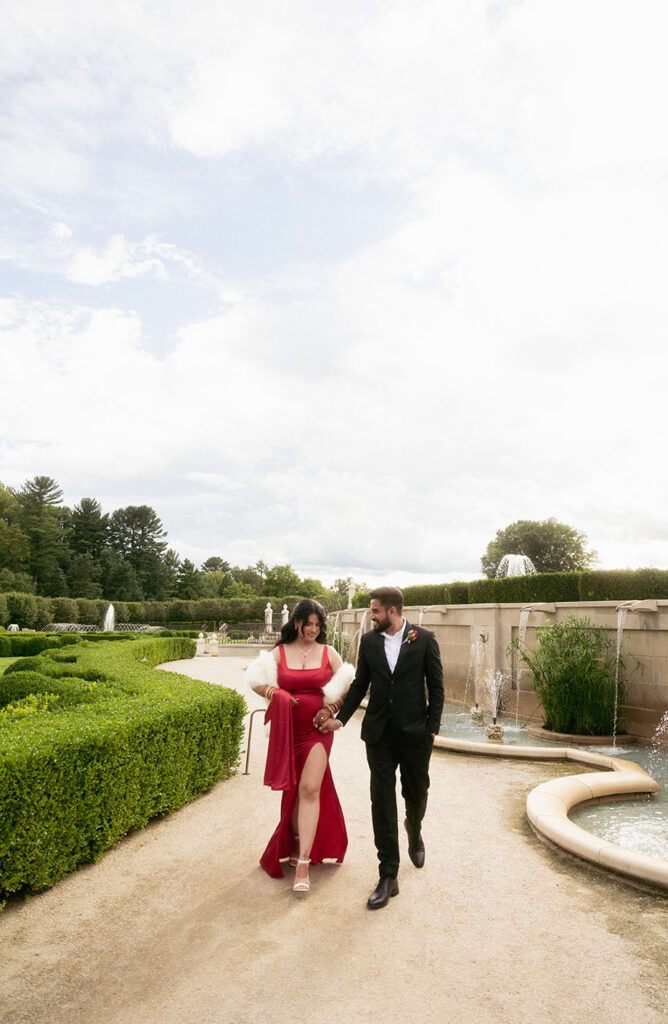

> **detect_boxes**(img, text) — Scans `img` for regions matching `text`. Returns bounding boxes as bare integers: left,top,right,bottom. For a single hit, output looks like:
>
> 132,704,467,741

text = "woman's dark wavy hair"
276,599,328,646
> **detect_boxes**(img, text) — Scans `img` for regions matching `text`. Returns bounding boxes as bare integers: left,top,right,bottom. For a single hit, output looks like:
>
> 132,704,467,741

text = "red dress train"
259,644,348,878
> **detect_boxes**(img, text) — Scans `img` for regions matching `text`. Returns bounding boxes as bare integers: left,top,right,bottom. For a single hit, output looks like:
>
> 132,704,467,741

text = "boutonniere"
402,629,419,645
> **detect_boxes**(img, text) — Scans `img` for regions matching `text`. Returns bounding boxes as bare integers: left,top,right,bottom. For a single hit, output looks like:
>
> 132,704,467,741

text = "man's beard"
372,615,391,632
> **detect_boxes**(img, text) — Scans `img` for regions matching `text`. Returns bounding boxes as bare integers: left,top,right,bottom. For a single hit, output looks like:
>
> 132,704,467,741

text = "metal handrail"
243,707,267,775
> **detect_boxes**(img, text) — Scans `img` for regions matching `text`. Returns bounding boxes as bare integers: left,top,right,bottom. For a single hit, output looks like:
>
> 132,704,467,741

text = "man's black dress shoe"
367,876,399,910
404,818,425,868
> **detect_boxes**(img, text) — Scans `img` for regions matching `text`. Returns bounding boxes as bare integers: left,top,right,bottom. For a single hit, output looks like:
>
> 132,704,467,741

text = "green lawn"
0,657,19,675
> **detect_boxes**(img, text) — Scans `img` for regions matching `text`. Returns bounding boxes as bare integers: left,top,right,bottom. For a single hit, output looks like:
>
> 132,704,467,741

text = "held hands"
318,718,341,733
313,706,332,729
312,706,341,733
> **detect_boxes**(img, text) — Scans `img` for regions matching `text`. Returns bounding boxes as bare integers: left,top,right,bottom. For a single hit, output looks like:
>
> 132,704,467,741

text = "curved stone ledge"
527,724,638,745
433,735,667,890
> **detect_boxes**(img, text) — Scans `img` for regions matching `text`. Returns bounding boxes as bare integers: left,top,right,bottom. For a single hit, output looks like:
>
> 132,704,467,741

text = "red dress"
259,644,348,878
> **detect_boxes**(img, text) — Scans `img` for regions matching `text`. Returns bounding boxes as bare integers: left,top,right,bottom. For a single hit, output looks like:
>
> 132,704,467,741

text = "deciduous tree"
481,518,597,578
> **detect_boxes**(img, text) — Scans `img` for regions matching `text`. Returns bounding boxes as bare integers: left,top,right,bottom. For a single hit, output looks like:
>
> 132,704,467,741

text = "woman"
247,599,353,894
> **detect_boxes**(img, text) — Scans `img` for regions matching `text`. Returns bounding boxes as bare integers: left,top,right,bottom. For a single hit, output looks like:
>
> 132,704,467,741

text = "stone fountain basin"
527,724,638,746
433,734,667,891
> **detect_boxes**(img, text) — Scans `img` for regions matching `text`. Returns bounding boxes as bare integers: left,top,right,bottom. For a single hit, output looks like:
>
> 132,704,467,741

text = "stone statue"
281,603,289,627
264,602,273,628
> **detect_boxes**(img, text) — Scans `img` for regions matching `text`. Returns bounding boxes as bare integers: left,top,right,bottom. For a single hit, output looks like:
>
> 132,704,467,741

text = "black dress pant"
365,720,434,879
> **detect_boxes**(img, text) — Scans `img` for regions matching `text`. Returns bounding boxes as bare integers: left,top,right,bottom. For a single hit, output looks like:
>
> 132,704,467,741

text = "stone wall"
335,601,668,739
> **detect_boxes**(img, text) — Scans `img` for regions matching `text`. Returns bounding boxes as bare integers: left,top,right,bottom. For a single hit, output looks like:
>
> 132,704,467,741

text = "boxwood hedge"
468,572,581,604
0,636,246,897
578,568,668,601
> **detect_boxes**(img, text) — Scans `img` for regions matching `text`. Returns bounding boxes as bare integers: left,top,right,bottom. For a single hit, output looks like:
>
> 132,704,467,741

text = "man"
317,586,444,909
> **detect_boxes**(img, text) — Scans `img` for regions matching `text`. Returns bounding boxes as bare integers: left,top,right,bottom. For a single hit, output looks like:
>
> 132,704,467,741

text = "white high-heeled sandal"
293,859,310,895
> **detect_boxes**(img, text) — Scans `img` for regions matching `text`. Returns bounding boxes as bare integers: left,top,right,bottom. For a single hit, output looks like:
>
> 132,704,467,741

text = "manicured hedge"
51,597,79,623
353,584,452,609
75,599,108,625
0,633,82,658
468,572,581,604
578,568,668,601
0,593,311,630
449,582,471,605
1,592,52,630
402,584,452,605
0,636,246,897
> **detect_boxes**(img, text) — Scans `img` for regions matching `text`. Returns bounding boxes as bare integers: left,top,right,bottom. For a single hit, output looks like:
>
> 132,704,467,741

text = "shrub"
469,572,581,604
0,595,8,628
449,582,470,605
508,614,629,735
112,601,130,624
143,601,168,623
126,602,145,622
578,568,668,602
352,586,451,609
402,584,451,606
76,599,107,626
2,592,38,629
0,633,81,657
51,597,78,623
34,597,55,629
0,636,246,897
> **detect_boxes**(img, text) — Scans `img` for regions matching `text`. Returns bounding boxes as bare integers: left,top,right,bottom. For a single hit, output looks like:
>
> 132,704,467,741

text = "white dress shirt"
381,619,406,674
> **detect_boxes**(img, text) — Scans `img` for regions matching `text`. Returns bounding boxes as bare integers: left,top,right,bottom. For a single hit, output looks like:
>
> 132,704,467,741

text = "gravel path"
1,655,666,1024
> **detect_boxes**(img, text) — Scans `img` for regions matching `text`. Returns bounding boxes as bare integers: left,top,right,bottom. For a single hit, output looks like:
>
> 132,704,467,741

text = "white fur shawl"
245,648,354,705
322,663,354,704
246,650,278,696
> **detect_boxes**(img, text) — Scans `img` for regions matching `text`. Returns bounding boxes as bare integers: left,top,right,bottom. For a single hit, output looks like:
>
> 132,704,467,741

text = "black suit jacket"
337,622,444,745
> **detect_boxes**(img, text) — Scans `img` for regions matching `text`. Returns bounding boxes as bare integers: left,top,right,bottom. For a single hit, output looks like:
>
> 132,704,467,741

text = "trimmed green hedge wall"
0,594,312,630
352,584,451,608
3,568,668,632
350,569,668,607
449,582,470,605
0,636,246,897
578,568,668,601
468,572,581,604
0,633,81,658
402,584,452,605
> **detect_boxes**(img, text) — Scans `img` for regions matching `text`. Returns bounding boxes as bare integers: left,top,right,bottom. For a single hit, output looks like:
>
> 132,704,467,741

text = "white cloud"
3,2,668,577
67,235,168,285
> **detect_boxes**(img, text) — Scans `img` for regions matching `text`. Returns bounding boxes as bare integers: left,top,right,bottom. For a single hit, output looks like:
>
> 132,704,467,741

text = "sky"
2,0,668,588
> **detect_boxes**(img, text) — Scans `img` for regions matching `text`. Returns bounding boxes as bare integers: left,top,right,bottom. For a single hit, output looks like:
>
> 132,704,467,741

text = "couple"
247,587,444,908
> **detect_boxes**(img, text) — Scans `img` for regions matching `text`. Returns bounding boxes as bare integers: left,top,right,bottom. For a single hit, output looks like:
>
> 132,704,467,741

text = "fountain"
465,633,487,725
496,554,536,577
514,605,532,726
483,668,510,742
42,623,99,633
103,604,115,632
649,711,668,780
349,610,368,664
611,603,631,747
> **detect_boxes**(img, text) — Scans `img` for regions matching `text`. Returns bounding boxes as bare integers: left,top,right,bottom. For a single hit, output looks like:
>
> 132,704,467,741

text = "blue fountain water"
439,703,668,861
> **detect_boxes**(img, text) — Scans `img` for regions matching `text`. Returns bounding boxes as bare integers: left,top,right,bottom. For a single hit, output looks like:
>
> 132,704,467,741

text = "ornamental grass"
508,614,630,736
